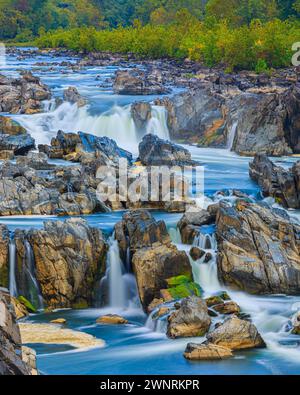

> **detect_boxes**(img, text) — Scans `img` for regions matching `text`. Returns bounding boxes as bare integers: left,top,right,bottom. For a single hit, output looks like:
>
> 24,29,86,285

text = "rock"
213,301,240,315
167,296,211,338
96,315,128,325
190,247,205,261
0,289,34,375
156,307,170,317
291,312,300,335
217,201,300,295
0,72,51,114
147,298,165,313
0,225,9,288
184,342,233,360
50,318,67,325
21,346,38,375
206,316,266,350
63,87,87,107
155,88,226,147
11,297,29,320
178,210,215,244
0,150,14,160
249,154,300,208
113,69,169,95
28,218,107,309
19,323,105,349
205,296,223,308
138,134,197,166
16,152,54,170
0,133,35,155
131,101,151,133
0,116,27,135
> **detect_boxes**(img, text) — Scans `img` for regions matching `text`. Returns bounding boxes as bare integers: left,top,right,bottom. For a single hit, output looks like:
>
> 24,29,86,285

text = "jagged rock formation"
138,134,198,166
178,208,216,244
249,154,300,208
216,200,300,294
28,218,107,309
0,289,36,375
167,296,211,338
0,72,51,114
63,87,87,107
115,210,192,310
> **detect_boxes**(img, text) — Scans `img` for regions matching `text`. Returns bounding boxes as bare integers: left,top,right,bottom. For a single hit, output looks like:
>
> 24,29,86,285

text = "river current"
2,48,300,375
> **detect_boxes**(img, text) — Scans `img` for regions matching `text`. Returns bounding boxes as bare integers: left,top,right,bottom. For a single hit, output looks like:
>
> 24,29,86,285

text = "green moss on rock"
18,295,37,313
166,275,202,299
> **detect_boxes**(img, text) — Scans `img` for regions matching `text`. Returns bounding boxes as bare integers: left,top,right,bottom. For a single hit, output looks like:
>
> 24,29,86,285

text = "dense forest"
1,1,300,71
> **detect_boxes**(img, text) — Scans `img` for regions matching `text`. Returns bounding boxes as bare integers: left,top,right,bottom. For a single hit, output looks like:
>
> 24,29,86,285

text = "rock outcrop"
113,69,169,95
178,209,216,244
0,225,9,288
206,316,266,350
131,102,151,134
249,154,300,208
0,133,35,156
63,87,87,107
0,72,51,114
0,116,27,135
138,134,197,166
217,200,300,294
115,210,192,310
28,218,107,308
167,296,211,338
0,289,36,375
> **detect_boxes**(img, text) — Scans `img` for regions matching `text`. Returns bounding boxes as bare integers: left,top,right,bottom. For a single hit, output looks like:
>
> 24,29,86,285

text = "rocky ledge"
0,71,51,114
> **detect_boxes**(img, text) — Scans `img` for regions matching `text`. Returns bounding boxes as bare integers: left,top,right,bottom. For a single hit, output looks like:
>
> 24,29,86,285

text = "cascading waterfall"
14,102,170,152
25,240,44,310
103,236,139,309
227,121,238,151
9,239,17,297
168,227,182,244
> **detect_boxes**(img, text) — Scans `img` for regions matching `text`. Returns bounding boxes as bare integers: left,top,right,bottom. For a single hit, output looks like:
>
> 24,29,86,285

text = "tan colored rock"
96,315,128,325
291,312,300,335
11,297,29,320
213,301,240,315
207,316,266,350
50,318,67,325
19,323,105,349
184,343,233,360
167,296,211,339
147,298,164,313
22,346,38,375
157,307,170,317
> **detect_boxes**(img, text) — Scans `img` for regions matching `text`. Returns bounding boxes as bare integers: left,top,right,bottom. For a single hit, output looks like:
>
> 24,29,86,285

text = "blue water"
2,47,300,375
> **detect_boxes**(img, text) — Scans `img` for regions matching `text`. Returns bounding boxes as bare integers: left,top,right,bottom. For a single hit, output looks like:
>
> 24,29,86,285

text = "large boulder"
138,134,197,166
178,209,216,244
0,116,27,135
206,316,266,350
0,225,9,288
217,200,300,294
0,289,36,375
131,102,151,133
0,72,51,114
28,218,107,309
184,343,233,360
167,296,211,338
249,154,300,208
0,133,35,156
113,69,169,95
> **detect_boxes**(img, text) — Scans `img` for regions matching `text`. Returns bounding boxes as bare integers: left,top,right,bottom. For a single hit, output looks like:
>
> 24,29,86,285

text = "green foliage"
166,274,202,299
18,295,37,313
36,16,300,71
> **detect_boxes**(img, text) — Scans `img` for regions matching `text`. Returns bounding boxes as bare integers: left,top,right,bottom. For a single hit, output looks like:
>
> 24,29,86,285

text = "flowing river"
2,48,300,375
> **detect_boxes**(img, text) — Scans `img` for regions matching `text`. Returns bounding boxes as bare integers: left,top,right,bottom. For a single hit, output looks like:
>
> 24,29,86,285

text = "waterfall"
14,102,170,152
25,240,44,310
227,121,238,151
103,236,140,309
190,232,221,294
168,227,182,244
9,239,17,297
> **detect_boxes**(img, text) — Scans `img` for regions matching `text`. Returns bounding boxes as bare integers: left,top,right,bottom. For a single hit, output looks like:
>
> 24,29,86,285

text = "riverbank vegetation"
2,0,300,71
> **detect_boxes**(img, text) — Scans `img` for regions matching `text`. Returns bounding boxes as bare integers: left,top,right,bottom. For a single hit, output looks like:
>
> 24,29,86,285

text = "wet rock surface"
217,200,300,295
167,296,211,338
184,342,233,360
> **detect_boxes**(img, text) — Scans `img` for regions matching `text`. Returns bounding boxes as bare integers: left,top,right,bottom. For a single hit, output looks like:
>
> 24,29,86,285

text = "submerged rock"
184,342,233,361
28,218,107,309
167,296,211,338
138,134,197,166
206,316,266,350
217,200,300,295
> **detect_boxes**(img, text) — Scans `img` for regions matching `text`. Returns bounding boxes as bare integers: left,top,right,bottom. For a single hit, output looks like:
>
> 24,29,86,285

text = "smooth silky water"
2,48,300,375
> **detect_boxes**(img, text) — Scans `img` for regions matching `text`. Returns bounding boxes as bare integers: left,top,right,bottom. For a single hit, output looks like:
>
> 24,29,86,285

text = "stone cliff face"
0,289,36,375
28,218,107,309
